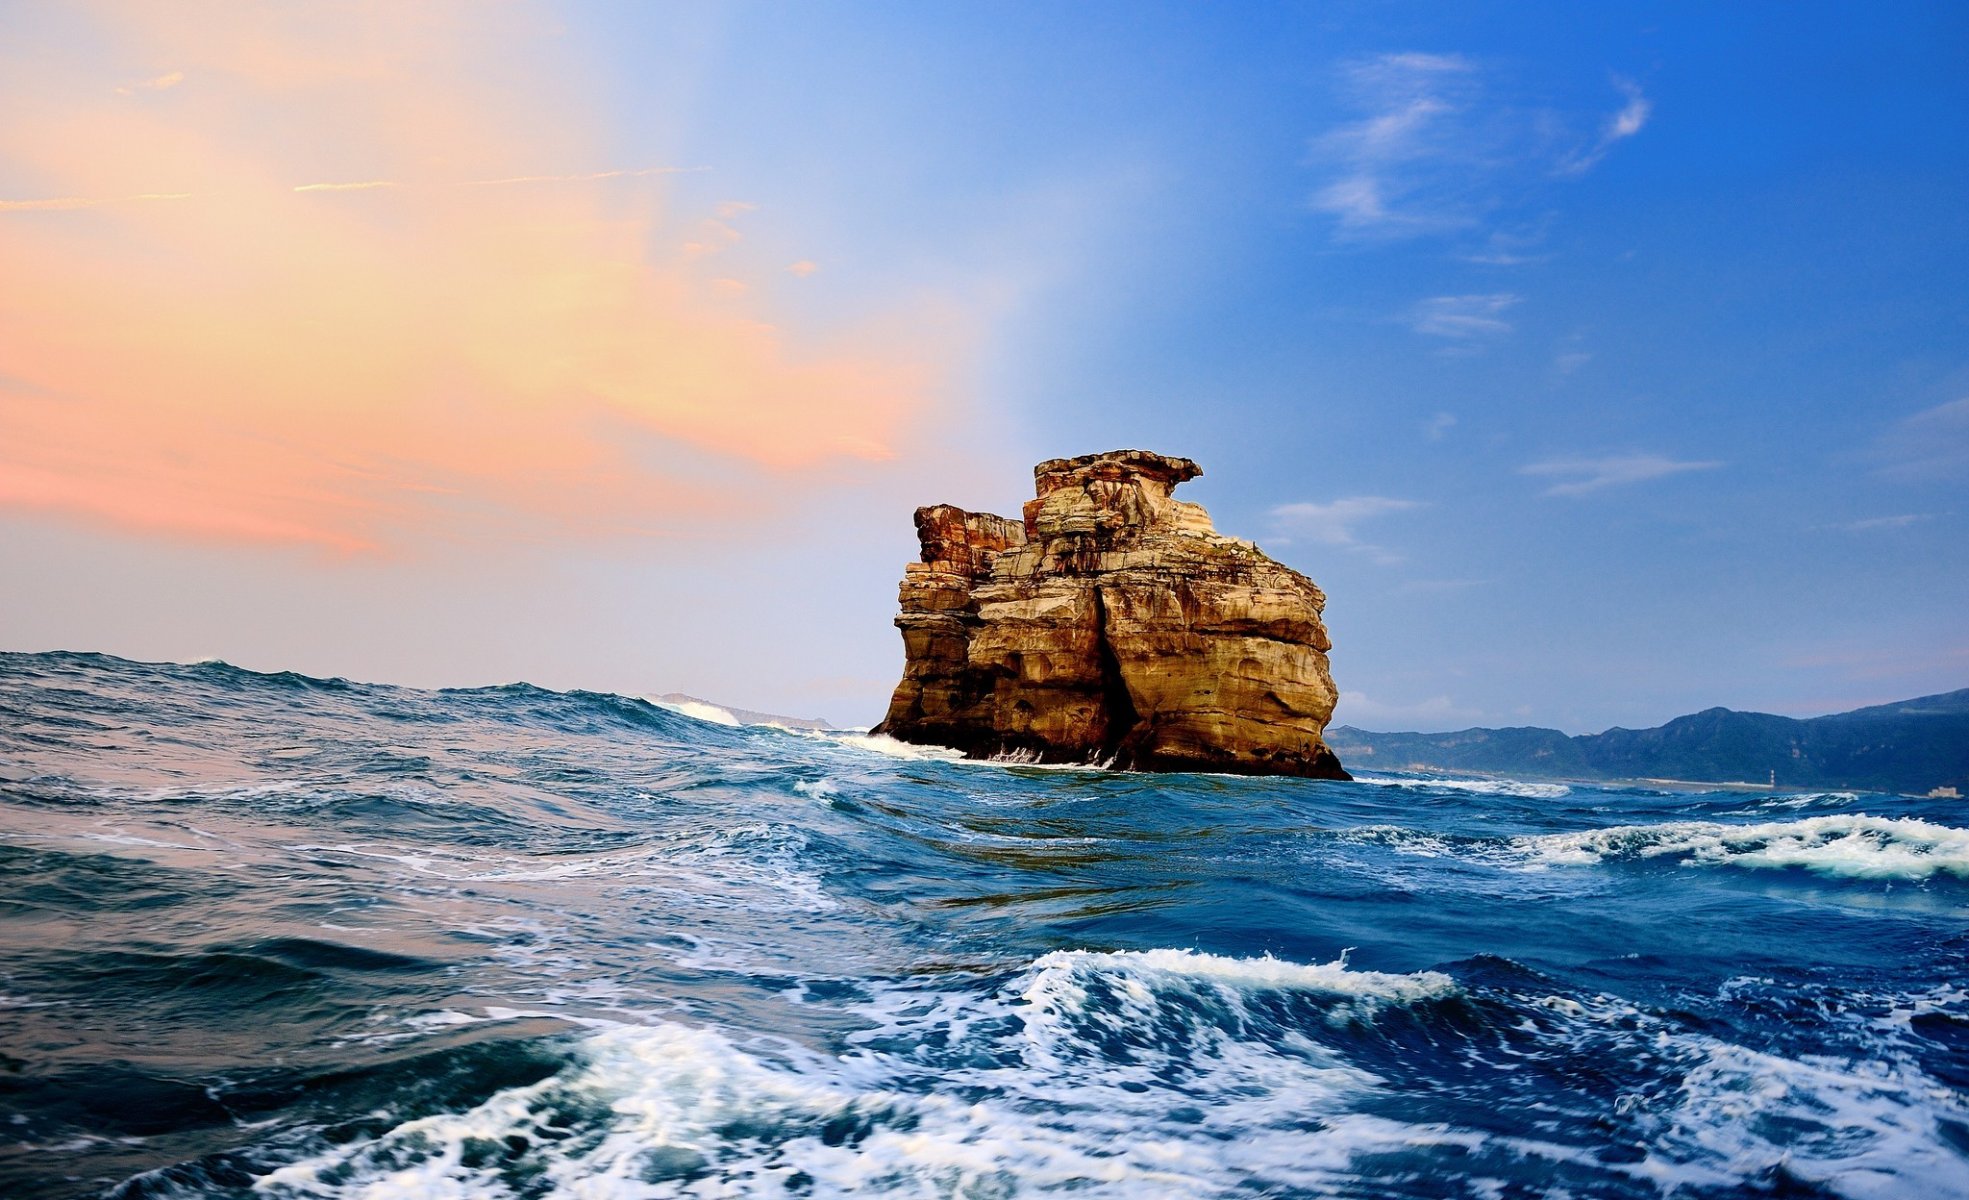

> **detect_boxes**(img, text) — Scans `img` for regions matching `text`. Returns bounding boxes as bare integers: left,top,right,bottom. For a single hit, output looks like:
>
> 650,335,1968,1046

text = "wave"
1023,946,1460,1013
1354,773,1572,799
1719,790,1867,817
1503,983,1969,1200
233,948,1969,1200
827,731,970,762
297,821,840,912
242,948,1471,1198
254,1014,1308,1198
650,696,742,727
1347,813,1969,882
1515,814,1969,881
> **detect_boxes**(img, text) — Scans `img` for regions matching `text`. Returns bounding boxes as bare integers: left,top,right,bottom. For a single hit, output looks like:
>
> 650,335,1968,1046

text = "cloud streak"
1520,454,1724,497
1309,52,1484,238
0,191,194,211
1873,397,1969,482
291,180,400,193
1334,690,1482,729
113,70,183,96
1557,78,1652,176
1309,55,1650,242
1409,293,1520,339
1268,496,1426,564
1823,514,1934,533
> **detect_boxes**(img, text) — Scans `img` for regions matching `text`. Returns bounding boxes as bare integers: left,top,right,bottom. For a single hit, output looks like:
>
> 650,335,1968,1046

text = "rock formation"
872,450,1348,779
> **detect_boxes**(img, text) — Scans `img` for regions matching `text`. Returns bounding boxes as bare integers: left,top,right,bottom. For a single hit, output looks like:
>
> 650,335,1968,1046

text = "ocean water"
2,652,1966,1200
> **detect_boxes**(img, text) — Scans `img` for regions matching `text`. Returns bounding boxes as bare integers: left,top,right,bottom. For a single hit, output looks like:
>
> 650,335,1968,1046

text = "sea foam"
1354,773,1572,799
651,697,742,727
1514,813,1969,880
250,949,1469,1199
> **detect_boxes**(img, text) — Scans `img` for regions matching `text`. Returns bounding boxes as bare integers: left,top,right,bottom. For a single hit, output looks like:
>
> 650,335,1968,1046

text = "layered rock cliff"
873,450,1348,779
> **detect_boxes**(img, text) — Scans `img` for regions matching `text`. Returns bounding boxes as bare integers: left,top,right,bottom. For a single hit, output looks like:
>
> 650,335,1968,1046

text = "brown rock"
872,450,1348,779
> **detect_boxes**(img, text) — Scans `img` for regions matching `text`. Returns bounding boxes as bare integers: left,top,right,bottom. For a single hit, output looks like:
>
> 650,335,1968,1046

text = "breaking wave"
246,948,1476,1199
1354,773,1572,799
1515,814,1969,880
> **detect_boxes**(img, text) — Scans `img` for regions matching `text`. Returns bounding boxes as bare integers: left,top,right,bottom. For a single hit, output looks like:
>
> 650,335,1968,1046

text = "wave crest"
1354,773,1572,799
1517,814,1969,880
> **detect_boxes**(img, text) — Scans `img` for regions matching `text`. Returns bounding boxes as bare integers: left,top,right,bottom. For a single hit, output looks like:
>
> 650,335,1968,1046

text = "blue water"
2,651,1965,1199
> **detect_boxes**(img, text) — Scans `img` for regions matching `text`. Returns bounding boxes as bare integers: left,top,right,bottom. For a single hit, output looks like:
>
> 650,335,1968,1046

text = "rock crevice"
873,449,1348,779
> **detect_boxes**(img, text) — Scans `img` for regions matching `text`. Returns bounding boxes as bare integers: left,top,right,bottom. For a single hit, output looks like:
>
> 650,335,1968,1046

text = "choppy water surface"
2,651,1965,1199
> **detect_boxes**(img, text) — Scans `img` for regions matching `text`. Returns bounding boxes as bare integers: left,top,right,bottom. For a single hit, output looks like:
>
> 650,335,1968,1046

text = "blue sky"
2,1,1964,732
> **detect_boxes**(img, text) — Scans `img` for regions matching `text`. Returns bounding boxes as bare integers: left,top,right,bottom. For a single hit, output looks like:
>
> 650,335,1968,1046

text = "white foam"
827,731,969,763
1437,980,1969,1198
792,777,839,800
1515,814,1969,880
1718,792,1868,817
1764,791,1863,808
1354,773,1572,799
1026,947,1461,1011
825,732,1135,775
651,698,741,727
984,747,1113,771
1340,824,1467,859
244,949,1470,1198
1638,1027,1969,1198
234,945,1969,1199
294,822,839,911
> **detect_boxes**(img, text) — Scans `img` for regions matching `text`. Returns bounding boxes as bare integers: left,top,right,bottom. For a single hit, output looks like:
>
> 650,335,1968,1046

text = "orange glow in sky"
0,3,945,554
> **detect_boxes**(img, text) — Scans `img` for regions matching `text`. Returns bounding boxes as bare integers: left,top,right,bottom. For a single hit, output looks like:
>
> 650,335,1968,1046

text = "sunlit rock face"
874,450,1348,779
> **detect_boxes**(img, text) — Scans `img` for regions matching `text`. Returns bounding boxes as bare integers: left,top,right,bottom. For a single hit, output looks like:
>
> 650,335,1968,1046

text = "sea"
2,650,1965,1199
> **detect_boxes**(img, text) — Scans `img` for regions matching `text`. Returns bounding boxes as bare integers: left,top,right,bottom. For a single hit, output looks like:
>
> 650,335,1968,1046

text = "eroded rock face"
873,450,1348,779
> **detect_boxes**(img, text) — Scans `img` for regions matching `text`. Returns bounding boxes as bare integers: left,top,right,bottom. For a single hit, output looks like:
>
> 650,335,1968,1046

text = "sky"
2,1,1965,733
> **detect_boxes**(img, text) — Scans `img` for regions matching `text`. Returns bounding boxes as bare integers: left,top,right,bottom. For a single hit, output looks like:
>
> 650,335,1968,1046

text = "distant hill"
1326,689,1969,796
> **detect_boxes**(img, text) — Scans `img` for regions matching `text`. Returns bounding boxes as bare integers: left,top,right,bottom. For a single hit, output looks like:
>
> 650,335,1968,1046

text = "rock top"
872,449,1348,779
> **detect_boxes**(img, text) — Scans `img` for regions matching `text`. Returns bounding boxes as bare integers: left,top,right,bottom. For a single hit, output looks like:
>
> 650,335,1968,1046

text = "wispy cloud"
1268,496,1426,564
1309,56,1649,243
114,70,183,96
1309,52,1485,238
1822,514,1934,533
1424,411,1457,440
1409,293,1520,340
291,180,400,193
1458,224,1554,266
0,192,193,212
1520,454,1724,497
1334,690,1482,730
1873,397,1969,482
1556,78,1652,176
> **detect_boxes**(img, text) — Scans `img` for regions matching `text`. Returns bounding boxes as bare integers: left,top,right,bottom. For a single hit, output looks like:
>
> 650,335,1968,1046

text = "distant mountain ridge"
1326,689,1969,796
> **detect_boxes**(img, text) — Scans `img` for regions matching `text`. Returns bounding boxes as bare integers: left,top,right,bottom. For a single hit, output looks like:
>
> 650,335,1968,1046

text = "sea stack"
872,450,1348,779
